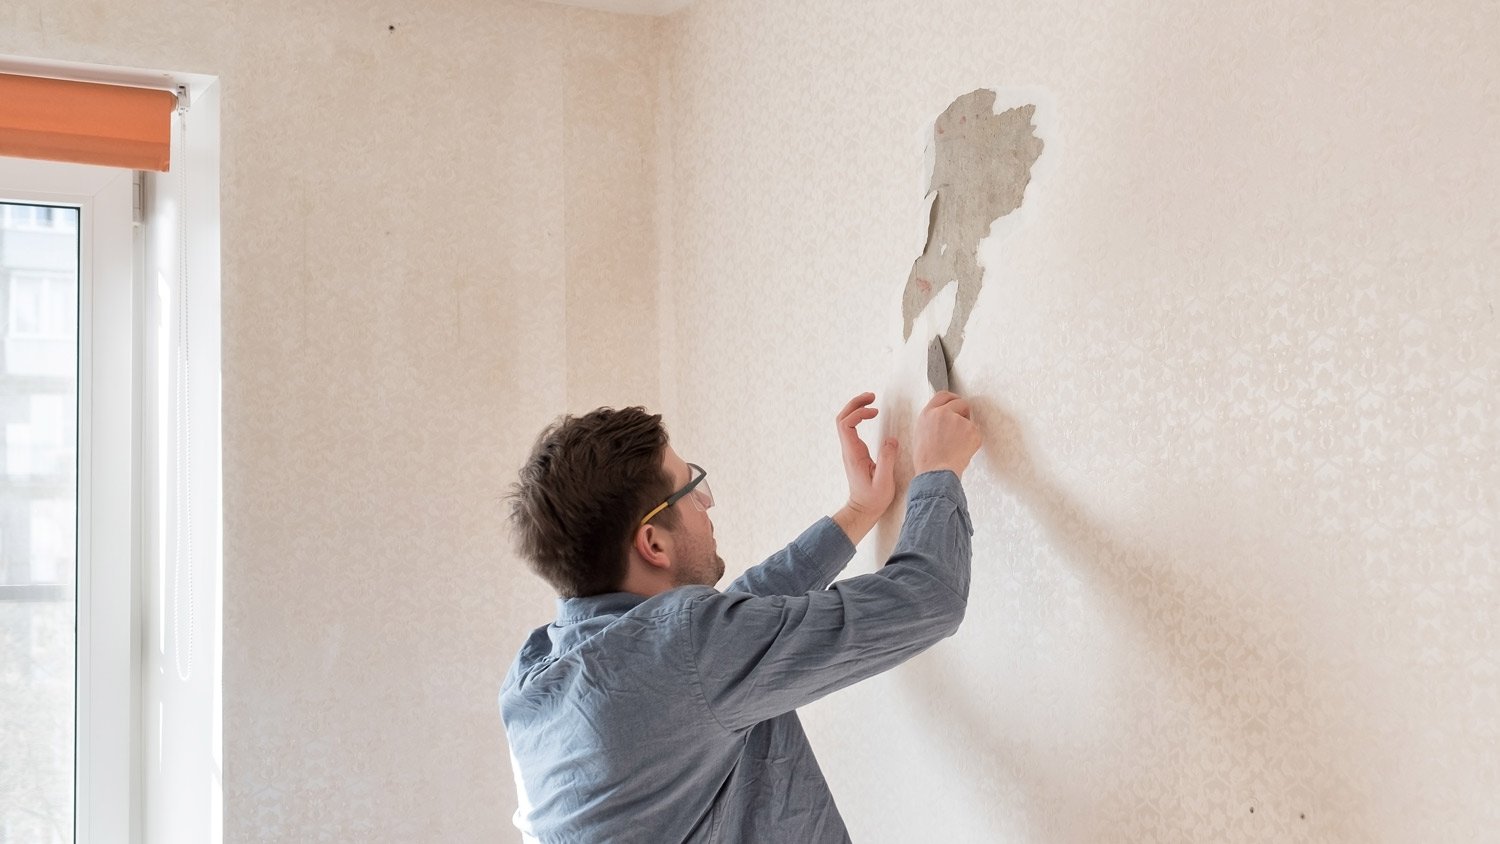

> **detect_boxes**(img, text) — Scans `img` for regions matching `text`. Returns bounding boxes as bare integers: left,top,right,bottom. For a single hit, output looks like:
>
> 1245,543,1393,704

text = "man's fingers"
838,394,880,452
838,409,878,440
924,390,961,411
924,391,972,418
836,392,876,421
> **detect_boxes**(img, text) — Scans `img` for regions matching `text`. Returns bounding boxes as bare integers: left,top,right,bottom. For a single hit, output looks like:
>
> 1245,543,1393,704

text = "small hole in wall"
1300,813,1307,820
388,24,396,32
1249,807,1255,814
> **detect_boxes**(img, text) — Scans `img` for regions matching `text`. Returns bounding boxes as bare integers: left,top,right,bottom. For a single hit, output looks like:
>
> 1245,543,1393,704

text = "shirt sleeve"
683,470,973,733
722,516,856,597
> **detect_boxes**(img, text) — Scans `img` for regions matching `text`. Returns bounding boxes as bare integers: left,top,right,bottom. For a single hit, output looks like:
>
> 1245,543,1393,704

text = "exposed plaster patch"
901,89,1044,382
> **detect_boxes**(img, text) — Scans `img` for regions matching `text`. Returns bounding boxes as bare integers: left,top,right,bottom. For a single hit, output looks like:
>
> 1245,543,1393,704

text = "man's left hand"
836,392,898,530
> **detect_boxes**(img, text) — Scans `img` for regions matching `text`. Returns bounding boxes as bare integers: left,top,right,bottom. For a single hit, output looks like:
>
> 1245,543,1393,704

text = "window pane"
0,201,78,844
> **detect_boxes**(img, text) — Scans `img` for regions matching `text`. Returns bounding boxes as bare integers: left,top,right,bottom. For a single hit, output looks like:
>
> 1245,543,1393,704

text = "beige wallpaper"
659,0,1497,841
3,0,1496,840
3,0,662,839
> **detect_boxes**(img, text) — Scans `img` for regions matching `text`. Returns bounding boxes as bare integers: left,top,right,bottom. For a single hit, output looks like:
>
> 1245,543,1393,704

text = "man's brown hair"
507,407,680,597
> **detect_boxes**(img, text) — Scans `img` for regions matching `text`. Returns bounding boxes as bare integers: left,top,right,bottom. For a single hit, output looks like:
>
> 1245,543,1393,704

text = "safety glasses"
640,463,713,525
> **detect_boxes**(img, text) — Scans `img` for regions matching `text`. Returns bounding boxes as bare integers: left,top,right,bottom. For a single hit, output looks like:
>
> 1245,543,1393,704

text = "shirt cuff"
798,515,858,580
907,469,972,533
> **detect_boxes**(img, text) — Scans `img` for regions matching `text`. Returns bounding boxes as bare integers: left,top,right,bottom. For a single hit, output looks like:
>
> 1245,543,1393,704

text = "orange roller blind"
0,73,177,171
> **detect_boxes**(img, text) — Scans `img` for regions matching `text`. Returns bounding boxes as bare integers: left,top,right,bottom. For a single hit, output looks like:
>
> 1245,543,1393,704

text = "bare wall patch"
901,89,1045,385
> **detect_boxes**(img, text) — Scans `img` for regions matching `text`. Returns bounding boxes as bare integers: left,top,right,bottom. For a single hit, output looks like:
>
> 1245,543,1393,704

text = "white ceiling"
530,0,697,16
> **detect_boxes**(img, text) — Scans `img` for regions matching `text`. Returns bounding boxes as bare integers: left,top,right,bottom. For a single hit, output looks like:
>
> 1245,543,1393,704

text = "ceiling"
529,0,697,16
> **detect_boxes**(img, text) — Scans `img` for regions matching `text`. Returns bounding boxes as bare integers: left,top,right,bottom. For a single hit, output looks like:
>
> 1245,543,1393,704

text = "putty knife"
926,335,951,392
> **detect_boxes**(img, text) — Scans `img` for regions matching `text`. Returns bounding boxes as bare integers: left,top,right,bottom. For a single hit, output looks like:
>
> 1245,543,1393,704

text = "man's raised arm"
687,392,983,728
724,392,900,596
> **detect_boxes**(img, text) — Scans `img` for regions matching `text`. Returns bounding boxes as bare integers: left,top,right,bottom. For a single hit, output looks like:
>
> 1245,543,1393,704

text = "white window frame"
0,157,139,843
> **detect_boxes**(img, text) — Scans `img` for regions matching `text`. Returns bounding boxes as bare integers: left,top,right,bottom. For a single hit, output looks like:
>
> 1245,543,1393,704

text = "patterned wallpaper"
660,0,1496,841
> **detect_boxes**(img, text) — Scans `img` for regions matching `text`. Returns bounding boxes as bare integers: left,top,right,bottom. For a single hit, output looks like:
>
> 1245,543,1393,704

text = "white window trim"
0,157,138,844
138,77,223,844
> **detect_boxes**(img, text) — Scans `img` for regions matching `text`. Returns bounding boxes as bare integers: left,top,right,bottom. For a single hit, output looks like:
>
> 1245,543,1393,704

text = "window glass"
0,201,79,844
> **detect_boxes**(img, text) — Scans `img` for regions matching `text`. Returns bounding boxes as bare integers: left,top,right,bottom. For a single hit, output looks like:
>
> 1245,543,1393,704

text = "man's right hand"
912,391,983,478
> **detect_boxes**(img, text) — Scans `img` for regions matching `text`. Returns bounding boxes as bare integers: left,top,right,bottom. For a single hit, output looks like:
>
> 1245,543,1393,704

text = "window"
0,63,222,844
0,159,134,844
9,271,77,337
0,203,77,233
0,196,84,844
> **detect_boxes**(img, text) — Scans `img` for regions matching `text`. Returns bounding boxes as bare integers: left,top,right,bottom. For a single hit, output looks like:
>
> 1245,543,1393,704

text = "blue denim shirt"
500,470,973,843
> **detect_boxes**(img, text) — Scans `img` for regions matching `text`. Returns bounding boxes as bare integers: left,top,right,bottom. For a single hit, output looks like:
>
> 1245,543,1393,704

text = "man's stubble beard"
674,553,724,588
672,531,725,588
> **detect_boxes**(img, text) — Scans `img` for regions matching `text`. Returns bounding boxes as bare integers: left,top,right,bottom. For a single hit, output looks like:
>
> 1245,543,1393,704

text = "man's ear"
631,523,672,570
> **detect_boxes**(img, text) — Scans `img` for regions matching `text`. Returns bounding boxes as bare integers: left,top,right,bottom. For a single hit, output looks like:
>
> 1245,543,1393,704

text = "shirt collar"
555,591,648,624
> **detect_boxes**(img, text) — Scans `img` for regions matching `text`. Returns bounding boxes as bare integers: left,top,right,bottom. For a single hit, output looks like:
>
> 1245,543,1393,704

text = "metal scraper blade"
926,335,951,392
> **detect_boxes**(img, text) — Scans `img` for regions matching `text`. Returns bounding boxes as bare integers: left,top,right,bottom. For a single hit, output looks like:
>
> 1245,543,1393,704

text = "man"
501,390,982,842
